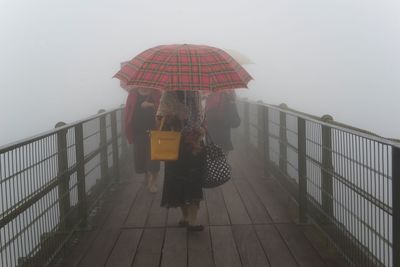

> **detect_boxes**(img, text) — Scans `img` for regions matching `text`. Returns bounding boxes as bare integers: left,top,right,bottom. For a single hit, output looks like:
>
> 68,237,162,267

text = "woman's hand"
141,101,154,109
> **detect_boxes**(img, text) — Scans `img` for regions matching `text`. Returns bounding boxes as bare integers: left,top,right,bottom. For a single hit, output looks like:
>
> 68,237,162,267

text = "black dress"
132,95,160,174
161,118,205,208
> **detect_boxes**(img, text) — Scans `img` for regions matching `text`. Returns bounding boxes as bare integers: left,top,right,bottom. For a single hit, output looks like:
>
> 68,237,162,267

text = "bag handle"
159,116,166,131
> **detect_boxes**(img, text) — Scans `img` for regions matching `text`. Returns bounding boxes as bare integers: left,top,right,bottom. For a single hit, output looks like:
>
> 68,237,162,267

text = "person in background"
157,91,206,231
205,91,240,154
124,88,161,192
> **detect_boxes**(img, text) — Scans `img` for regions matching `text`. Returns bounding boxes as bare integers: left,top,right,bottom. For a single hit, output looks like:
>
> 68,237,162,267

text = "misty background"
1,0,399,147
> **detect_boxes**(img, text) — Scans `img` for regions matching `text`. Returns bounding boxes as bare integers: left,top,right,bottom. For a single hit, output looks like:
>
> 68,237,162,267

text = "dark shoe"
178,220,189,227
187,225,204,232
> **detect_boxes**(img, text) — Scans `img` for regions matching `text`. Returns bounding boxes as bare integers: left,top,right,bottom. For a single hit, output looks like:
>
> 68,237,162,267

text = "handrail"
239,99,400,149
0,107,124,153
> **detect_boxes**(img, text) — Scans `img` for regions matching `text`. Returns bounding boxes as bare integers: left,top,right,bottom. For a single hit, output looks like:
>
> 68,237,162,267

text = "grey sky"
1,0,399,146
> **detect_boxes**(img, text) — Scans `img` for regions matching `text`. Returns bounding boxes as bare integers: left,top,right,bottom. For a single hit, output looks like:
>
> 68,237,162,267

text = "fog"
1,0,399,146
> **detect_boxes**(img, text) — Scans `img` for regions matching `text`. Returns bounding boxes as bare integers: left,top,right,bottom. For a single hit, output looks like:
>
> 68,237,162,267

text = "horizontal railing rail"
0,106,128,267
237,99,400,267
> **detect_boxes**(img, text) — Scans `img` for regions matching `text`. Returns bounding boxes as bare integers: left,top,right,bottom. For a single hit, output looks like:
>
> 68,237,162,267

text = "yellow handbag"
150,118,181,161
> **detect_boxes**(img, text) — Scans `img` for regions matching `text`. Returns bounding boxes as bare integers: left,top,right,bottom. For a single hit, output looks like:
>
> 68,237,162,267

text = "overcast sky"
1,0,399,146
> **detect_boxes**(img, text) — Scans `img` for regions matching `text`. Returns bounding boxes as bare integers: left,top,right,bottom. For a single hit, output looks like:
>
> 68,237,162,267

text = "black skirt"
161,144,205,208
133,133,160,174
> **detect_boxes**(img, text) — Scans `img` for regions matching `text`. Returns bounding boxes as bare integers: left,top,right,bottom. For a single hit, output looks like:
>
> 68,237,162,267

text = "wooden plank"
276,223,325,267
105,229,143,267
221,181,251,224
74,180,142,267
205,188,230,226
188,227,214,267
132,228,165,267
210,226,242,267
78,229,120,267
232,225,270,267
233,179,272,224
254,224,297,267
146,190,167,227
161,228,187,267
243,173,293,223
300,225,350,267
125,186,154,227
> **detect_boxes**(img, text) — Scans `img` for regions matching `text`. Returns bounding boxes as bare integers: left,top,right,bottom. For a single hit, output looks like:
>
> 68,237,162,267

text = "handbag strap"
159,117,165,130
158,116,184,132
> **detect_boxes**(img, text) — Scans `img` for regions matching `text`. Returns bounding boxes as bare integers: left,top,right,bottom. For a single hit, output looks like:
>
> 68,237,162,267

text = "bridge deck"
59,146,348,267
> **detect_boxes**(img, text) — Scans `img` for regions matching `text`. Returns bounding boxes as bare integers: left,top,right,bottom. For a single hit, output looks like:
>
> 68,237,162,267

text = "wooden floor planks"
61,147,348,267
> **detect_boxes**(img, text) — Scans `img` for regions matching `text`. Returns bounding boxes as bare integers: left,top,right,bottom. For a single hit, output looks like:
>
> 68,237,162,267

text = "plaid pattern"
114,44,253,91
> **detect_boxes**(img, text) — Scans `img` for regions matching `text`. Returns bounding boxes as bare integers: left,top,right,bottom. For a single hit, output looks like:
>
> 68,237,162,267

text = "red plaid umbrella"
113,44,252,92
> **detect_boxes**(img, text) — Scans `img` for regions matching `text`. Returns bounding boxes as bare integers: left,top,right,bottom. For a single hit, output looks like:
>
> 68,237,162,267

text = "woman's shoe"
187,225,204,232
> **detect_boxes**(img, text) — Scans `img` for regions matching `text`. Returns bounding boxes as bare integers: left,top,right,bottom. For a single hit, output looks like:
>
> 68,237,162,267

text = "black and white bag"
201,134,231,188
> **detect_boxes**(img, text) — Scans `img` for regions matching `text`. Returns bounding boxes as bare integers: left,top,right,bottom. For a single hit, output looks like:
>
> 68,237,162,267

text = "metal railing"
238,100,400,267
0,107,128,267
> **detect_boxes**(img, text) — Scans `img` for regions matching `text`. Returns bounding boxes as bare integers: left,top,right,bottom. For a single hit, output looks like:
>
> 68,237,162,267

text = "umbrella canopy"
113,44,252,92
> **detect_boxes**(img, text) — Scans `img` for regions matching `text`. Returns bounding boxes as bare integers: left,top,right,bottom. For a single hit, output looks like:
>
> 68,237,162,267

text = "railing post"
264,106,270,176
279,104,288,176
321,115,334,219
243,101,250,145
98,110,108,182
74,123,87,227
55,122,71,230
257,101,265,157
119,105,128,158
111,110,120,181
297,117,308,223
393,146,400,267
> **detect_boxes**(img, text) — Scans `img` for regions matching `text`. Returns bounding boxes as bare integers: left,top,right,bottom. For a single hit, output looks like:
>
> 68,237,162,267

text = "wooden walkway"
59,145,348,267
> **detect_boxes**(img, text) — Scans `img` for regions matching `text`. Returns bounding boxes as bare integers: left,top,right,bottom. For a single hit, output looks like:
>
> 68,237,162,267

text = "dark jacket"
124,90,161,144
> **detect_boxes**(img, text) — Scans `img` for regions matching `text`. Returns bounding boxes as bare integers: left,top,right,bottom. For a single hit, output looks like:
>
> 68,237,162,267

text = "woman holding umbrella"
157,90,206,231
114,44,252,231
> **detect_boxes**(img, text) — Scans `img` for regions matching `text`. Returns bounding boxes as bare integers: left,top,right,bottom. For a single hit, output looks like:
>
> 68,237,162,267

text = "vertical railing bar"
392,145,399,267
279,111,287,176
75,123,87,228
20,146,25,260
370,138,374,266
373,140,379,266
55,122,71,231
343,131,350,258
356,135,361,263
364,138,369,265
376,142,381,266
338,130,345,256
47,137,53,236
264,107,270,176
298,117,307,223
355,136,369,264
15,148,20,263
40,138,47,260
346,134,357,257
111,111,120,181
98,110,108,183
361,137,366,266
387,144,391,266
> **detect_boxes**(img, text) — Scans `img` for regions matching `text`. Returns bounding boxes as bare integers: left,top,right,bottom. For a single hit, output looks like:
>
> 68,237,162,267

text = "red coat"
124,90,161,144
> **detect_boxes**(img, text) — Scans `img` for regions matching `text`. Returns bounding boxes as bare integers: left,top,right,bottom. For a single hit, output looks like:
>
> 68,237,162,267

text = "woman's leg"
145,172,151,190
148,171,159,193
187,204,204,231
179,205,189,226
